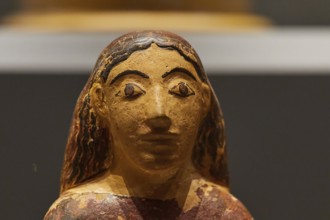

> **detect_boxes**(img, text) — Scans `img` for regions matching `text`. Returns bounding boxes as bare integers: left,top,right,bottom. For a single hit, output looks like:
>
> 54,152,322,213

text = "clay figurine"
45,31,253,220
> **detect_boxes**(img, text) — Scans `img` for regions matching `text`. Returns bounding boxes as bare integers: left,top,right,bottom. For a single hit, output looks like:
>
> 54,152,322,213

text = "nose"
145,86,171,131
145,116,172,132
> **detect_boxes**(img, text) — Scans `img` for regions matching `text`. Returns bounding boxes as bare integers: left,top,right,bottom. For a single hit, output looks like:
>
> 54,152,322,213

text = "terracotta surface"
45,31,252,219
46,181,251,219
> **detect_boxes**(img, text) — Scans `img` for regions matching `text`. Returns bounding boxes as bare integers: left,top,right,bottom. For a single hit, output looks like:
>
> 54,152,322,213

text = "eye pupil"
124,84,134,97
179,83,188,96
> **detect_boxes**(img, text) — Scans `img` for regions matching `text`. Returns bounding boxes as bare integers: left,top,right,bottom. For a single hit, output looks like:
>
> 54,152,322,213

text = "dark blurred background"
1,1,330,220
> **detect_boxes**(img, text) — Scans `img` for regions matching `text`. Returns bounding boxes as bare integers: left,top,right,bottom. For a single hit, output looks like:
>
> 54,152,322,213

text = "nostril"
145,116,171,131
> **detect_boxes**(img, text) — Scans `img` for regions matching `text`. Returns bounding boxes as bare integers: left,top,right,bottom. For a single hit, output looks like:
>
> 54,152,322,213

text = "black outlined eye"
124,83,145,98
169,82,195,97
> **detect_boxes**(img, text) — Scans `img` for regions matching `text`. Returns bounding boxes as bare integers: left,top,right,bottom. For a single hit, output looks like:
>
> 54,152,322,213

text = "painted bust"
45,31,252,220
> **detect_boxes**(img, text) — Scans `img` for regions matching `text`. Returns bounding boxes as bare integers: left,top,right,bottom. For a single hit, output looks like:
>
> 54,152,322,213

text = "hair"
60,31,229,193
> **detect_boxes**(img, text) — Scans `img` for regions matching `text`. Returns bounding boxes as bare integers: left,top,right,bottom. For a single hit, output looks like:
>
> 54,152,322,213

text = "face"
92,44,210,175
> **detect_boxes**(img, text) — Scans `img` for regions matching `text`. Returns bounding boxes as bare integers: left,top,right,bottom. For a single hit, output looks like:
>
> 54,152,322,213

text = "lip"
139,132,179,154
140,133,179,143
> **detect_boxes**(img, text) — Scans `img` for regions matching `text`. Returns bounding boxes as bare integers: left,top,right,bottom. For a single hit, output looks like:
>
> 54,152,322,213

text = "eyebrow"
110,70,150,85
161,67,197,81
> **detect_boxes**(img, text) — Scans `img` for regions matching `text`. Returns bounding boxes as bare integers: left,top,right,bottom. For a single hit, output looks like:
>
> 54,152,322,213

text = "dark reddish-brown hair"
60,31,229,193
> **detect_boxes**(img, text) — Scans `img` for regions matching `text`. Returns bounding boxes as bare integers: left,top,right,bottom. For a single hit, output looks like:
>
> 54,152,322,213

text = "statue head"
60,31,228,193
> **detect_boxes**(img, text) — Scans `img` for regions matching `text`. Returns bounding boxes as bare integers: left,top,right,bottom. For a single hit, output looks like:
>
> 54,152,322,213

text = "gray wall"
1,74,329,219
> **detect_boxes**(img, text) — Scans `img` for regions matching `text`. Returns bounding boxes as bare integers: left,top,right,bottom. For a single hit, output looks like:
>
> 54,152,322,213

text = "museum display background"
1,0,330,219
2,0,330,25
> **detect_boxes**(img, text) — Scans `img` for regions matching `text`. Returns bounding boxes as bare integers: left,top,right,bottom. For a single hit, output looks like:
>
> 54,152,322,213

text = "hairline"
100,43,206,83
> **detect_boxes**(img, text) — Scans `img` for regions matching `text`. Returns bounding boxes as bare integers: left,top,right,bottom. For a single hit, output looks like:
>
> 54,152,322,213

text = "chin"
142,167,181,183
137,155,183,177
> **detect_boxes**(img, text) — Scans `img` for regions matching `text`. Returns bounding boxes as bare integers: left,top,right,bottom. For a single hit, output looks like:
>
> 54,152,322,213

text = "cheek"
107,98,147,138
168,96,204,135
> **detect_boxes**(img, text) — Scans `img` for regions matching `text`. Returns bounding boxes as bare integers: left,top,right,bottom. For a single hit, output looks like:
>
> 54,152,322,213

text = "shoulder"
44,192,124,220
187,179,253,220
44,174,131,219
44,192,80,220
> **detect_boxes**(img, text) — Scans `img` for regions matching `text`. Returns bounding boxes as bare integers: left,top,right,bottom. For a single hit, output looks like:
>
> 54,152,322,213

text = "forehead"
106,44,199,82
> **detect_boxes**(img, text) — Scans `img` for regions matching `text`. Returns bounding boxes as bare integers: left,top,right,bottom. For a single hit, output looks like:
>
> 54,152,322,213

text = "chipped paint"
45,185,252,220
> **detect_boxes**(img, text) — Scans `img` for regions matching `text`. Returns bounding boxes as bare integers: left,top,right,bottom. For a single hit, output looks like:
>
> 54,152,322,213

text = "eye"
169,82,195,97
124,83,145,98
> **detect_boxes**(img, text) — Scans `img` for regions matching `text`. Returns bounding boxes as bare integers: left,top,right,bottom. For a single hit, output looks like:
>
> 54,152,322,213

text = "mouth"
140,133,178,143
139,132,179,154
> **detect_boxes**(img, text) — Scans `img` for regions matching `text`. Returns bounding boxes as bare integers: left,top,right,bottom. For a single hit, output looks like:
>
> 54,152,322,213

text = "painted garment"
45,186,252,220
